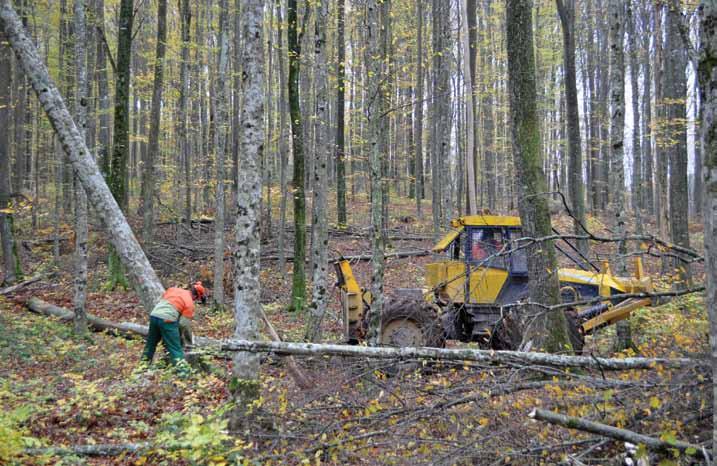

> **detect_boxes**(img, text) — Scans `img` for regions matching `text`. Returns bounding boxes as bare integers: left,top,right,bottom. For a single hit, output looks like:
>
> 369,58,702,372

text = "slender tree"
73,0,89,334
107,0,133,289
213,0,230,308
140,0,168,243
288,0,306,312
336,0,347,227
461,0,477,215
556,0,588,257
506,0,570,352
414,0,424,218
178,0,191,236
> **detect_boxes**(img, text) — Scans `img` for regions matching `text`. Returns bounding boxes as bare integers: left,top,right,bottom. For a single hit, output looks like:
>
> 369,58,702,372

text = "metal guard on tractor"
335,215,654,353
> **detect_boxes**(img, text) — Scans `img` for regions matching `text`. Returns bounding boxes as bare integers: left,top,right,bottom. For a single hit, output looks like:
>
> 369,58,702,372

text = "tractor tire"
377,297,445,348
565,309,585,354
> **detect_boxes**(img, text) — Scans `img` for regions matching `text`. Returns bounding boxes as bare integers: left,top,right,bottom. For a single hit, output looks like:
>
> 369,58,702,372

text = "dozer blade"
580,298,652,334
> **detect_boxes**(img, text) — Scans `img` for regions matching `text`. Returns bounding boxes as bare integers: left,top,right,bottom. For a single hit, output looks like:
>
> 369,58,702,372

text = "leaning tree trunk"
140,0,167,244
305,0,330,342
0,1,164,312
506,0,570,353
212,0,230,308
698,1,717,456
229,0,264,427
73,0,89,335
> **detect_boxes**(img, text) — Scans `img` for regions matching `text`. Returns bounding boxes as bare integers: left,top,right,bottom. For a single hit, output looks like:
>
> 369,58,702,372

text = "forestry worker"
141,282,206,370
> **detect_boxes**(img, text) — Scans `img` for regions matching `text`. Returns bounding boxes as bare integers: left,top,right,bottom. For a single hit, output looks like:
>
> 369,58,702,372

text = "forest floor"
0,193,711,465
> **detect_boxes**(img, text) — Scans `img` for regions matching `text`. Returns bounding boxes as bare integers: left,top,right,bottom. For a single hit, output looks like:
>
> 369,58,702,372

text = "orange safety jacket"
162,287,195,319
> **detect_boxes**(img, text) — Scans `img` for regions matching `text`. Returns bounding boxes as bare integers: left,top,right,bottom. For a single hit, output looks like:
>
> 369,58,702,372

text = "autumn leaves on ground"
0,195,710,465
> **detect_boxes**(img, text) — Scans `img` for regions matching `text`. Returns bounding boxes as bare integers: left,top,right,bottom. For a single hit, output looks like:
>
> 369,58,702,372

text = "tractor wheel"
565,309,585,354
378,297,445,348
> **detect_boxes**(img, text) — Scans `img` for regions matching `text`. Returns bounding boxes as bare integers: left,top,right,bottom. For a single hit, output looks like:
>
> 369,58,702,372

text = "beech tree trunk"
0,1,165,312
698,2,717,456
506,0,569,353
229,0,264,426
305,0,330,342
212,0,230,308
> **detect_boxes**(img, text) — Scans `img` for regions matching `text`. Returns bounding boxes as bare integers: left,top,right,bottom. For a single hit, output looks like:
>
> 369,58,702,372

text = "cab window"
468,228,506,268
508,228,528,275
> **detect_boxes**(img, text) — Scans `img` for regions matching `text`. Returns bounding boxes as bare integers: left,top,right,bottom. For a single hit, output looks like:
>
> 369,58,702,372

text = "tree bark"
627,1,642,214
461,0,477,215
335,0,347,226
288,0,306,312
178,0,191,238
506,0,569,353
229,0,264,425
305,0,329,342
0,27,19,286
212,0,230,307
414,0,424,218
665,2,691,288
556,0,588,258
73,0,89,335
0,1,165,312
698,3,717,457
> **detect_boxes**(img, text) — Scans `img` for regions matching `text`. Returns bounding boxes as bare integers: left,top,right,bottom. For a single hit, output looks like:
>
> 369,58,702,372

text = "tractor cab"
427,215,528,306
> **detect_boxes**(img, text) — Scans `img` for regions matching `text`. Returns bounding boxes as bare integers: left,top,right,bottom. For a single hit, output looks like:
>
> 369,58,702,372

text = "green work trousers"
142,316,185,365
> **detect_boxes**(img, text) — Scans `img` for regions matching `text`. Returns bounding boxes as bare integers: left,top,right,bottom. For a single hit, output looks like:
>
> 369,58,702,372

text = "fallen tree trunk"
259,306,312,389
261,249,431,263
214,339,702,370
529,408,710,460
25,298,703,371
0,274,48,295
0,4,164,312
25,442,151,457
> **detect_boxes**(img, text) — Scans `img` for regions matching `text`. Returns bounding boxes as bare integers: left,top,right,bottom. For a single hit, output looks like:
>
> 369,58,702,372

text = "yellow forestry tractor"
334,215,655,352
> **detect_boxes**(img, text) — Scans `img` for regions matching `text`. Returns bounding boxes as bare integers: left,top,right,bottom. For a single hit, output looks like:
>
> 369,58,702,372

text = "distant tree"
288,0,306,312
506,0,570,352
178,0,191,236
107,0,134,290
336,0,347,227
413,0,425,218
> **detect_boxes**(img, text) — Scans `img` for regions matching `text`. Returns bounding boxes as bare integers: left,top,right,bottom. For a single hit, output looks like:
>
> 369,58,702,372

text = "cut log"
529,408,710,460
214,339,701,371
24,298,703,371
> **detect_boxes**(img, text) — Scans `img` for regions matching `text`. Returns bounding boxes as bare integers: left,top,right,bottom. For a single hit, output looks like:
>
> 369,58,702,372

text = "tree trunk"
229,0,264,427
364,0,387,346
556,0,588,258
0,27,19,286
0,2,165,313
107,0,133,290
642,0,654,215
698,2,717,456
506,0,569,353
461,0,477,215
94,0,111,178
73,0,89,335
276,0,289,271
140,0,167,244
178,0,191,237
335,0,347,227
414,0,424,218
288,0,306,312
627,1,641,215
305,0,329,342
213,0,230,308
665,2,691,289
